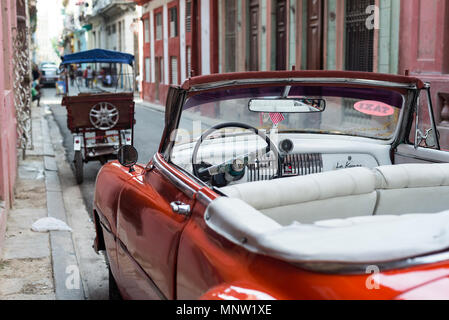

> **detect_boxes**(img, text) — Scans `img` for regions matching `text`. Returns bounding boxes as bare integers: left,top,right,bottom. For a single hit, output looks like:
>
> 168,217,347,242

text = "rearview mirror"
118,145,138,172
249,98,325,113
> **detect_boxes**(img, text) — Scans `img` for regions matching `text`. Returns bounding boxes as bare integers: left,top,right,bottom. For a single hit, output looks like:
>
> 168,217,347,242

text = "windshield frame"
160,78,418,162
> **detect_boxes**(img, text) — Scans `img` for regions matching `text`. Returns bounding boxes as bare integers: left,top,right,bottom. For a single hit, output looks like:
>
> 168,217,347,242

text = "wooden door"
225,0,237,72
249,0,259,71
275,0,287,70
307,0,324,70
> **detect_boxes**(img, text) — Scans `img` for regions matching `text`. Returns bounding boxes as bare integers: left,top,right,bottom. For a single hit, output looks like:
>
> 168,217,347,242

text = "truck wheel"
74,151,84,184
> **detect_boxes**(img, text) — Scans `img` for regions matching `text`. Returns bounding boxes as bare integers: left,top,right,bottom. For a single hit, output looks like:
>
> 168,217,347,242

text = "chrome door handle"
170,201,191,216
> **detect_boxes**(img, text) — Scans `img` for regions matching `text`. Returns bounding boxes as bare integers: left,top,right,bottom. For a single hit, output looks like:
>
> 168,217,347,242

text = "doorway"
275,0,287,70
307,0,324,70
345,0,375,71
248,0,259,71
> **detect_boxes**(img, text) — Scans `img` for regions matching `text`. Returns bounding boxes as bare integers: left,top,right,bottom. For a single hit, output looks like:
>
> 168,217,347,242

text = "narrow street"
42,88,165,216
2,0,449,305
0,88,167,300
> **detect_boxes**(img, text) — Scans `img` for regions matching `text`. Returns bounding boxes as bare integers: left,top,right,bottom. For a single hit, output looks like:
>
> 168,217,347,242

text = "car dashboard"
171,134,392,186
247,151,381,182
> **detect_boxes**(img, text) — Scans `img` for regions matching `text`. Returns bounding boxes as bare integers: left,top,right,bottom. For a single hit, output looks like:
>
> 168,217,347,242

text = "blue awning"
60,49,134,66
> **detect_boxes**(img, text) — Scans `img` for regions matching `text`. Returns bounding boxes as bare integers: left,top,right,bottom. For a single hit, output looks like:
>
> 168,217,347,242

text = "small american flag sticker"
269,113,285,125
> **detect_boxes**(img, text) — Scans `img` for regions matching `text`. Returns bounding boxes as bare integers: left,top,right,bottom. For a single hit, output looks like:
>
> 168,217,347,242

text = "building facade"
134,0,449,149
135,0,218,104
35,0,64,63
86,0,139,56
215,0,400,74
133,0,401,104
61,0,92,55
0,0,18,254
60,1,139,60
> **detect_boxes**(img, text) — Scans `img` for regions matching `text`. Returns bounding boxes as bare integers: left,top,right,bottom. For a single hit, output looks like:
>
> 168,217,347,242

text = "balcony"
92,0,135,17
133,0,152,5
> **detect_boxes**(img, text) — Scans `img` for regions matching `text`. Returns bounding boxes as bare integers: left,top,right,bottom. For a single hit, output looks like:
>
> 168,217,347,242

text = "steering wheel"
191,122,280,187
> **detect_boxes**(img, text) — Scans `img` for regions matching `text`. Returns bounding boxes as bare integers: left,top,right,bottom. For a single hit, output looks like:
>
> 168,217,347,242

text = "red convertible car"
93,71,449,300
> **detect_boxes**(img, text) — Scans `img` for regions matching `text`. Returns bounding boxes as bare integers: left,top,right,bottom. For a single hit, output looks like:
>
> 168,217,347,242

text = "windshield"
175,84,404,144
64,62,134,96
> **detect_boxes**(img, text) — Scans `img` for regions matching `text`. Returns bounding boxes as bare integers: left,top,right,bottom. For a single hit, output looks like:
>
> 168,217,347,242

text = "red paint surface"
142,82,169,105
396,276,449,300
181,70,425,90
95,154,449,300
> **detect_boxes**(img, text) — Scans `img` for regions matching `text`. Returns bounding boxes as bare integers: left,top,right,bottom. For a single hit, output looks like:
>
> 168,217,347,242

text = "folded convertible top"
205,197,449,266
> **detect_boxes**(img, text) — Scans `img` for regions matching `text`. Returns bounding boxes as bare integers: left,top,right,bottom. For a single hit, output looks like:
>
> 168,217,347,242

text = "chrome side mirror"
416,128,436,149
118,145,138,172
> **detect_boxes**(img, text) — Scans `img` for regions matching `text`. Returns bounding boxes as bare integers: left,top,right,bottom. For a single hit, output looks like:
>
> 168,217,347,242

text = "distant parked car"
39,62,59,86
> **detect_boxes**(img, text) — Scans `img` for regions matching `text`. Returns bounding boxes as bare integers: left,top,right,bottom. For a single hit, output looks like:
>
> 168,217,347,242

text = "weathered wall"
0,0,18,255
399,0,449,150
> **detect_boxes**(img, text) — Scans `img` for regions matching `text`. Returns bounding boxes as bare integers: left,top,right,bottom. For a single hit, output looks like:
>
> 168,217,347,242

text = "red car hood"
280,261,449,300
369,262,449,300
395,275,449,300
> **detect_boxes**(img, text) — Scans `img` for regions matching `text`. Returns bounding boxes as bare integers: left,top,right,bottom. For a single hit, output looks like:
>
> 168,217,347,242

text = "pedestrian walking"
84,66,94,88
76,65,83,86
69,65,75,86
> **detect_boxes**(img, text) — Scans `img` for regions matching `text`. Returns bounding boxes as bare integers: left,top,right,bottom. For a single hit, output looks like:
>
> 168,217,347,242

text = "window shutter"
145,58,151,82
186,1,192,32
186,46,192,77
171,56,178,85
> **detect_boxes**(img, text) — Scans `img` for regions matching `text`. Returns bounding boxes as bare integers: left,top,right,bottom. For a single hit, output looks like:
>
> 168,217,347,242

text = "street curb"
40,109,85,300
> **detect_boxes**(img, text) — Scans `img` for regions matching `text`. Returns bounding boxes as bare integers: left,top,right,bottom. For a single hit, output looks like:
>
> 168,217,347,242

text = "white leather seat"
205,197,449,264
212,164,449,264
221,167,377,225
374,163,449,215
221,163,449,224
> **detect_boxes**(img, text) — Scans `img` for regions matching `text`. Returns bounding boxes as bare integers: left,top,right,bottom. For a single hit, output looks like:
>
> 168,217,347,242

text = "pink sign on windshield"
354,101,396,117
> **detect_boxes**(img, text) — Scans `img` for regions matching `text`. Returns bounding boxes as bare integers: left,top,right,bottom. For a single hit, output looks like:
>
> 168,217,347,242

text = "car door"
395,85,449,163
116,153,199,299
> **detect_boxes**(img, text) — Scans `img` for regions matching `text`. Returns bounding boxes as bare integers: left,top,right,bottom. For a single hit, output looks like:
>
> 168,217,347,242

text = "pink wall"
399,0,449,150
0,0,18,254
399,0,449,75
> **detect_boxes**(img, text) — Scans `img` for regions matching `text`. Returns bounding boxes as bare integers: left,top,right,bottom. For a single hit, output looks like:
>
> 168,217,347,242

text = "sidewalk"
0,105,57,299
0,102,107,300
